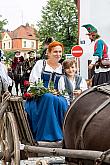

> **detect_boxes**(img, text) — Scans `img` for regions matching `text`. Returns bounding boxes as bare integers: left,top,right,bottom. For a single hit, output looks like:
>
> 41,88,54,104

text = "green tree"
0,15,8,39
37,0,78,54
5,51,14,61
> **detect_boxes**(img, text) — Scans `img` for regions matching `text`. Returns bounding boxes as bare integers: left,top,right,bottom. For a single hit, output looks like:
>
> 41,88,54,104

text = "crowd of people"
0,27,110,142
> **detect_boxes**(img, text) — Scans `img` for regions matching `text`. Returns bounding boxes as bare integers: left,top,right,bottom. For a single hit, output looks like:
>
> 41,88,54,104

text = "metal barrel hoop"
95,149,110,165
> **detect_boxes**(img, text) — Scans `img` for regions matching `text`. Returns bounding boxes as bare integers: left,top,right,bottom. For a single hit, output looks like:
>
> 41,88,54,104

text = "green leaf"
28,80,66,98
37,0,78,54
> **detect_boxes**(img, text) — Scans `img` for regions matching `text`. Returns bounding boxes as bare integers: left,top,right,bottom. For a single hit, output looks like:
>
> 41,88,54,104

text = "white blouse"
29,60,62,83
58,75,88,105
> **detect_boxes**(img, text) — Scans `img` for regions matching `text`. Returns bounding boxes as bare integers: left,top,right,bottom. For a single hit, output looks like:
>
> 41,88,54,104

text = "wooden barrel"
63,84,110,164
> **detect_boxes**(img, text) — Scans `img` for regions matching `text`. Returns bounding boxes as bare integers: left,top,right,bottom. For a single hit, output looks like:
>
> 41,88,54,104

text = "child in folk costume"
58,58,87,105
82,24,110,86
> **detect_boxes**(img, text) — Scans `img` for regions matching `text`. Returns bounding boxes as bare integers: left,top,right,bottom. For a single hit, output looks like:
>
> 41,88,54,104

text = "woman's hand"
73,89,82,97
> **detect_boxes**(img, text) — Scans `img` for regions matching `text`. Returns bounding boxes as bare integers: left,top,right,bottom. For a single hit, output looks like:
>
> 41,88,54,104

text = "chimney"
26,23,29,27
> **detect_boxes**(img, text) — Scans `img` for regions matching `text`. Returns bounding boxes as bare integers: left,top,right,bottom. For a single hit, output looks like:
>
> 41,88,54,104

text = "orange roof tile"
12,25,37,40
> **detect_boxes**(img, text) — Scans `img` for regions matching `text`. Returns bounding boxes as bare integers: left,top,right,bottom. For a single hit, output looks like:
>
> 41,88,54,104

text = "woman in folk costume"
25,41,68,142
82,24,110,86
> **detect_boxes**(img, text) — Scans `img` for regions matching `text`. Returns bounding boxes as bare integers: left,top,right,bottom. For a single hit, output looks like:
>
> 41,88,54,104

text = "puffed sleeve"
93,40,104,58
58,76,65,92
29,60,43,83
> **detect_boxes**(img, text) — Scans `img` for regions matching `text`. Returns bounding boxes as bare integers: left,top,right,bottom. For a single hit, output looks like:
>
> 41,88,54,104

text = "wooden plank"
38,141,62,148
0,102,9,119
0,151,3,160
9,96,35,145
24,145,110,164
9,96,23,102
17,100,35,145
9,99,27,141
15,101,29,142
9,101,22,140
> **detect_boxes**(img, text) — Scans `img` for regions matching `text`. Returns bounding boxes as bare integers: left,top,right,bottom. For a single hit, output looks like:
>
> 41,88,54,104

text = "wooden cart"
0,92,65,164
0,92,110,165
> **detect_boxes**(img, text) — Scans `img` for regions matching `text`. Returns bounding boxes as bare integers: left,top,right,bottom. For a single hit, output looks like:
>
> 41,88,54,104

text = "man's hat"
14,50,20,54
82,24,97,34
15,50,21,57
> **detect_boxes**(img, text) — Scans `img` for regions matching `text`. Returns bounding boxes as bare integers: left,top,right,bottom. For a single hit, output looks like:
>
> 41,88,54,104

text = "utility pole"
21,10,24,25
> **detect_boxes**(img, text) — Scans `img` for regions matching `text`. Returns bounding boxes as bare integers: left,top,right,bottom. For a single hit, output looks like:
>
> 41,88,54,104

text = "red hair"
48,41,64,53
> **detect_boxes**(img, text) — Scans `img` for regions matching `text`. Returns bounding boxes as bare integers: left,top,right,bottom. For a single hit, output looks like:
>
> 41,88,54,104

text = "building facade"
0,24,38,56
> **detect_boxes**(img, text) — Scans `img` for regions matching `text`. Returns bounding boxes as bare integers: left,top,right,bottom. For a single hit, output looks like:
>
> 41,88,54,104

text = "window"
24,41,26,47
9,42,10,48
3,43,5,49
31,41,34,48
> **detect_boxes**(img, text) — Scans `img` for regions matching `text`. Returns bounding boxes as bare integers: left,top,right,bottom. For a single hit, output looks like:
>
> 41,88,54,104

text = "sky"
0,0,48,31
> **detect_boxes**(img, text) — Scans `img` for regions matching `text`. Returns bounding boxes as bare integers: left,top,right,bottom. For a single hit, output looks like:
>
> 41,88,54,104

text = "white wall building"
79,0,110,79
2,32,12,50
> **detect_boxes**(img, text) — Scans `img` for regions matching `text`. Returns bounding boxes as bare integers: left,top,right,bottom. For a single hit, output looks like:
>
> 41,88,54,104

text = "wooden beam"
24,145,110,164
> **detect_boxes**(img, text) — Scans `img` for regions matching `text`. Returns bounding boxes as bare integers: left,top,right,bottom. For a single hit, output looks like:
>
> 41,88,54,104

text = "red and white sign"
71,45,83,57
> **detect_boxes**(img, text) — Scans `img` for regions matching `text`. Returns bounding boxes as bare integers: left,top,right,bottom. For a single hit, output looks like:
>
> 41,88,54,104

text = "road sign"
65,54,73,59
71,45,83,57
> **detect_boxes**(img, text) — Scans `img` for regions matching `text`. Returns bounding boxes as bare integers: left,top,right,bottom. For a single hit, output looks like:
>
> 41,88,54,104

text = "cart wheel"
1,112,20,165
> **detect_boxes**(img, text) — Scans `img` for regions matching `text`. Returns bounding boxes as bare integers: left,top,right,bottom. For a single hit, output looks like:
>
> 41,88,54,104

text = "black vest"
41,60,62,89
64,74,82,102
